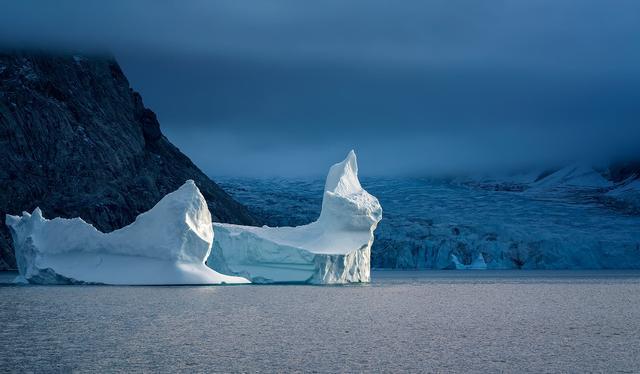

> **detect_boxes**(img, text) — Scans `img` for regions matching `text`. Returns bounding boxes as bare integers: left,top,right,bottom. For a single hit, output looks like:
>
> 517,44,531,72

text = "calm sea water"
2,271,640,373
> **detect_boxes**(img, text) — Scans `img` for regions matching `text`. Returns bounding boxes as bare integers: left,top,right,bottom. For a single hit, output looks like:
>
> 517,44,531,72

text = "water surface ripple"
1,271,639,373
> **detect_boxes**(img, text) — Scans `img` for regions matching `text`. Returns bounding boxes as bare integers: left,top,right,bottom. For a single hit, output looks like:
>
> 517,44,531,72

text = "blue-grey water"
1,271,640,373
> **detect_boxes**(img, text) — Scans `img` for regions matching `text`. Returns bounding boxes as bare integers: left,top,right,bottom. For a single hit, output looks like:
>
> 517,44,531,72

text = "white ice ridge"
208,150,383,284
5,181,249,285
449,253,487,270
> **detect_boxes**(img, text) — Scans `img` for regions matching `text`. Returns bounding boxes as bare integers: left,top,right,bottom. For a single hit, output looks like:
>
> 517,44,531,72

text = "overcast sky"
1,0,639,176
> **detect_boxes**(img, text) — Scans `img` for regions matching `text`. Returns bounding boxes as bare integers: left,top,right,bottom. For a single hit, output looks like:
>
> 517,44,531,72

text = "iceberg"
5,181,249,285
208,150,382,284
448,253,488,270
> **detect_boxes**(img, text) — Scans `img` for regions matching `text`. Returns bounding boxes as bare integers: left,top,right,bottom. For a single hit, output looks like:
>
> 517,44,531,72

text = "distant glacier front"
218,165,640,270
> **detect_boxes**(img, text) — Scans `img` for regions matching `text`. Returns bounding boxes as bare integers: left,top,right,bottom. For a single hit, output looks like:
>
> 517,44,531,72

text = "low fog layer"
2,0,639,176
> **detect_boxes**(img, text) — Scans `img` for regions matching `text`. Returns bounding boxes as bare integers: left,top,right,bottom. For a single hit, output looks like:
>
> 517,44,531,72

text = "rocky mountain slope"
0,52,257,270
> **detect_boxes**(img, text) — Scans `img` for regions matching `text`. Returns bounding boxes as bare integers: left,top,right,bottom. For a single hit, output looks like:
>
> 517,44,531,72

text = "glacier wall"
217,168,640,270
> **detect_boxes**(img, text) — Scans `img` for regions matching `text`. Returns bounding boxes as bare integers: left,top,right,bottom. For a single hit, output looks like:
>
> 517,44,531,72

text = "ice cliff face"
208,151,382,284
6,181,249,285
0,52,257,270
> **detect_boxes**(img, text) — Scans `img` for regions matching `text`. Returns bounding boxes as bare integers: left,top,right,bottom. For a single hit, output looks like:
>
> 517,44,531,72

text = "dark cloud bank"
2,0,639,176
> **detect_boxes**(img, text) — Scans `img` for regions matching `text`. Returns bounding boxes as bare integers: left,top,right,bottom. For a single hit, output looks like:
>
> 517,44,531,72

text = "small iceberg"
5,181,249,285
208,150,383,284
449,253,488,270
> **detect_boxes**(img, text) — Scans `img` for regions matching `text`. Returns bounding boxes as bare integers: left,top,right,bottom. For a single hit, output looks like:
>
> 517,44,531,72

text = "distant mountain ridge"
0,52,258,270
458,163,640,214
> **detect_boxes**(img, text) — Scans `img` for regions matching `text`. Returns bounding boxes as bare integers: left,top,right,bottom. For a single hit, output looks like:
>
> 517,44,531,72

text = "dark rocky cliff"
0,52,257,270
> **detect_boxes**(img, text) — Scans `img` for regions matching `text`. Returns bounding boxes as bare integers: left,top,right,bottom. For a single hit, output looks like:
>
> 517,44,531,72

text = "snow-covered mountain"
460,163,640,213
528,165,612,190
